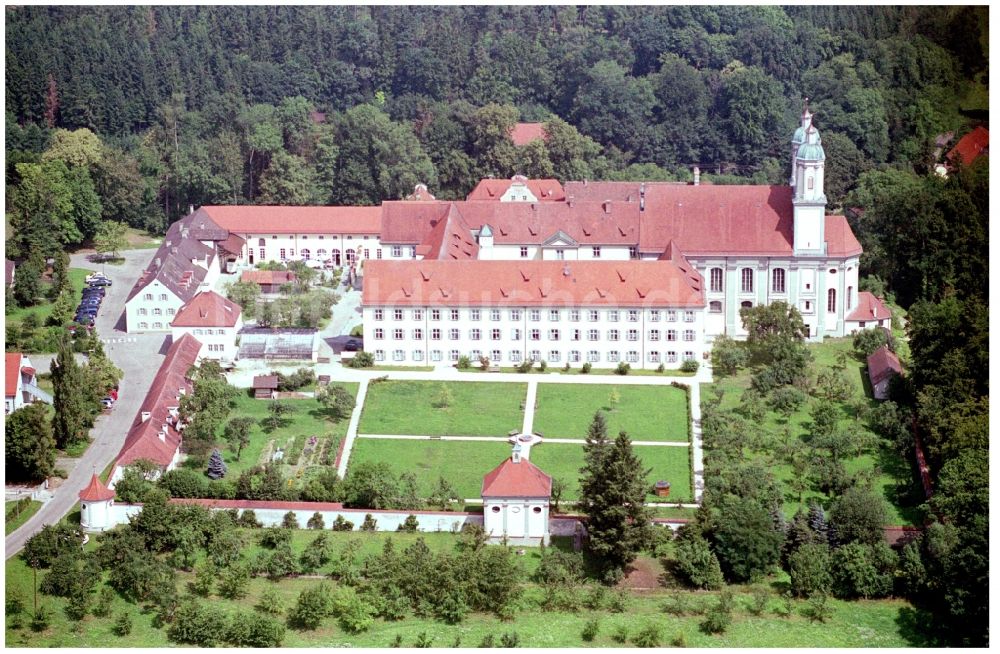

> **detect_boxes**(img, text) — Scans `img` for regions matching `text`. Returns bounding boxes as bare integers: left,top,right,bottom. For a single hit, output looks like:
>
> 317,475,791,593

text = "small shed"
252,375,279,399
867,346,902,401
241,270,298,294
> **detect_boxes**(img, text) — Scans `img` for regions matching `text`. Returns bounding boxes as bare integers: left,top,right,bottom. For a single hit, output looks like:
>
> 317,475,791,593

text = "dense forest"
5,5,989,645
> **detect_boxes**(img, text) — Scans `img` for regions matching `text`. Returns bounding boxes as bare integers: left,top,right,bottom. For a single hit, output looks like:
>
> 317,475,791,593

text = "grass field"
348,438,512,499
5,267,94,328
216,385,358,479
4,529,932,648
533,384,690,442
4,500,42,535
358,381,526,436
460,366,695,377
529,443,692,503
708,338,922,525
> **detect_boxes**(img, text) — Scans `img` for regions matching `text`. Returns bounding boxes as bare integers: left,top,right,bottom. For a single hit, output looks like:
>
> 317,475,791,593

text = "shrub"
632,622,662,648
581,617,600,642
681,359,700,373
281,511,300,529
260,527,292,549
226,612,286,647
414,631,434,648
700,591,733,634
390,634,403,647
478,634,496,647
671,632,688,647
584,584,606,610
831,542,896,599
456,355,471,370
347,351,375,368
499,632,520,647
802,593,834,623
656,363,665,373
581,362,592,374
92,586,114,617
789,542,832,598
562,362,571,372
749,585,770,615
672,533,725,590
611,624,629,643
516,360,533,373
615,361,630,375
255,587,284,616
332,515,354,532
288,584,333,630
539,360,548,372
331,586,375,634
238,509,262,528
608,590,628,613
218,563,251,600
307,512,325,530
397,515,419,533
478,355,490,370
112,611,131,636
167,601,228,647
360,514,377,531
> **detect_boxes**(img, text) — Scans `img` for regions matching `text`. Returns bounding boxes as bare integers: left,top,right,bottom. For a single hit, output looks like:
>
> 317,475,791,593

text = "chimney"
141,411,151,422
603,201,611,214
155,257,162,267
158,429,166,442
189,204,195,215
562,265,571,277
693,166,701,186
567,196,574,208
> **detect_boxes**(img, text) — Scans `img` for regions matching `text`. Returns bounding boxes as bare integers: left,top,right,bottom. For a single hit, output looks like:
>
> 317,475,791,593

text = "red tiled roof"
947,126,988,165
79,473,115,501
456,200,639,247
113,334,202,470
253,375,280,389
241,270,298,286
564,180,688,202
415,204,479,260
5,352,22,397
171,291,242,328
824,215,864,257
847,291,891,322
126,215,218,303
466,177,566,202
509,122,547,146
379,201,453,244
482,457,552,498
867,346,903,386
200,205,381,234
362,259,704,308
218,232,246,255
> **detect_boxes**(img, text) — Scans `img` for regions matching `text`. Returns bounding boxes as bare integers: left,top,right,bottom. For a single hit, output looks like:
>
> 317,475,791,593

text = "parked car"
88,278,112,287
83,286,106,294
73,315,95,326
85,272,109,283
344,338,363,352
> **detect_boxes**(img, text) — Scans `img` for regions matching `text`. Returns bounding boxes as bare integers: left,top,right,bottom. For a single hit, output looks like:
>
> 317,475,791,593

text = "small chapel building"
78,473,116,532
481,445,552,545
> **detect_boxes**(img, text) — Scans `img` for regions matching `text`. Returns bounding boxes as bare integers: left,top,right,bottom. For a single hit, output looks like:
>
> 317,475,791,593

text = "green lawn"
216,384,358,479
4,500,42,535
348,438,512,499
358,381,526,436
460,366,694,377
708,338,922,525
533,384,689,442
5,532,930,648
529,442,693,503
5,267,93,328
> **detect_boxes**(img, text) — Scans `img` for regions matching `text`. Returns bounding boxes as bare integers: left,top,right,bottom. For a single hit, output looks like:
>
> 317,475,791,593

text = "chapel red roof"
482,457,552,498
200,205,382,234
5,352,22,397
362,259,704,308
171,291,242,328
79,473,116,501
847,291,892,322
946,126,988,165
867,346,903,386
509,122,547,146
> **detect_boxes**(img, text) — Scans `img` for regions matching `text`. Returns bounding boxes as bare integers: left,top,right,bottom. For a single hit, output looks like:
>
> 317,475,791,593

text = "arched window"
346,249,357,264
331,249,341,265
709,301,723,313
300,248,310,260
258,238,265,246
772,268,786,293
847,286,853,310
827,288,836,312
741,268,754,293
317,249,327,260
710,267,723,293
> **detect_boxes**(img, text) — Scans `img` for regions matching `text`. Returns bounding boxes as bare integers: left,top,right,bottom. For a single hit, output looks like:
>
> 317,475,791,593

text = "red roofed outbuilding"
946,126,988,167
482,449,552,544
867,346,903,400
79,473,116,532
241,269,298,293
171,291,244,363
846,291,892,333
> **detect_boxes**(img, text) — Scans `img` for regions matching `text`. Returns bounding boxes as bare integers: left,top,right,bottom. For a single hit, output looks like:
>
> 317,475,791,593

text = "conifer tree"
206,449,227,480
50,336,89,448
579,411,652,583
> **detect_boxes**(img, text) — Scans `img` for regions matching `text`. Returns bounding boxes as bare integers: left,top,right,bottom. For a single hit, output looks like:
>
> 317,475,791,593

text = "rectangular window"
374,309,384,321
450,309,460,321
470,309,481,321
683,330,695,342
449,329,460,340
377,249,382,259
608,310,619,322
259,248,265,260
138,308,147,316
449,349,460,362
530,329,541,341
144,293,153,300
572,329,581,341
549,310,560,321
549,350,561,362
588,329,599,341
648,351,660,363
569,350,581,363
393,309,404,321
510,350,522,363
548,329,560,341
588,310,600,322
374,329,384,339
375,350,386,362
364,249,370,258
627,329,639,341
710,268,723,293
413,309,424,321
520,246,528,258
393,350,405,362
529,350,541,362
587,350,600,363
741,267,754,293
491,349,502,362
393,329,404,340
529,310,540,321
392,246,402,257
491,329,502,341
772,268,786,293
430,309,440,321
649,310,660,322
608,329,620,341
279,248,286,260
413,350,424,361
167,308,175,315
153,308,162,316
431,329,441,340
607,351,620,363
592,246,601,258
626,351,638,363
510,309,522,321
667,310,677,322
683,351,695,362
667,330,677,341
431,350,442,362
667,351,677,363
413,329,423,340
629,246,637,259
490,309,501,321
684,311,695,322
649,330,659,341
470,329,481,340
569,310,580,322
511,328,522,340
627,310,639,322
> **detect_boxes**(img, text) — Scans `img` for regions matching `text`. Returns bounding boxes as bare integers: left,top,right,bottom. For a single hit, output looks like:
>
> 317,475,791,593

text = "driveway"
5,248,166,559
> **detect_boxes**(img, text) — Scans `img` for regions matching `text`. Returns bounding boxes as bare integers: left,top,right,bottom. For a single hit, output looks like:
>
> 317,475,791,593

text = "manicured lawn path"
216,384,358,478
533,383,689,441
348,438,512,499
529,442,692,503
358,380,526,436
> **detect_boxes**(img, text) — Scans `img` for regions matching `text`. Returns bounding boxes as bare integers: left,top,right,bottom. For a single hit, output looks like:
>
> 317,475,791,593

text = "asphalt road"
5,249,166,559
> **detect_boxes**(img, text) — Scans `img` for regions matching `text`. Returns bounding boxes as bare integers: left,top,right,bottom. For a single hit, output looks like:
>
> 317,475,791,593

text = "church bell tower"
791,100,827,255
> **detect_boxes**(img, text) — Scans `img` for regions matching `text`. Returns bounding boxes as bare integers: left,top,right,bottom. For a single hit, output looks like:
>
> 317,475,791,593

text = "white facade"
126,258,221,333
362,305,706,370
484,497,549,543
237,232,385,266
171,321,243,363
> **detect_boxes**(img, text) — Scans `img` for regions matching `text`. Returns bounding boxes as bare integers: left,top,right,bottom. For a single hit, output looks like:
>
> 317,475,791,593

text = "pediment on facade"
541,230,579,247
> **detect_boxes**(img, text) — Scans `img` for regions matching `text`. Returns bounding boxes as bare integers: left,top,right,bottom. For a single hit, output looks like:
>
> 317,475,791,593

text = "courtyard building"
170,290,244,364
482,448,553,545
4,352,50,414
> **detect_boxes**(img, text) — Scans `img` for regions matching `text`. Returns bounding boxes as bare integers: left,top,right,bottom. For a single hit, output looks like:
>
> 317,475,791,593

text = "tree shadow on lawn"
875,445,926,525
894,605,940,646
307,406,349,425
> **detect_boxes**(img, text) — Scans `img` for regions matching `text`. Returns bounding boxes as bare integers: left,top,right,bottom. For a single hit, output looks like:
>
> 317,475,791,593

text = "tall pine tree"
578,411,652,583
51,336,90,449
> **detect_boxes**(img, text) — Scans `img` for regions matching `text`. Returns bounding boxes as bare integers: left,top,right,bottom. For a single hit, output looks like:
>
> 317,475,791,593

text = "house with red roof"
482,445,552,545
867,345,903,400
946,126,988,167
109,333,202,487
170,291,244,363
845,291,892,333
466,175,566,202
5,352,50,414
79,473,117,532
